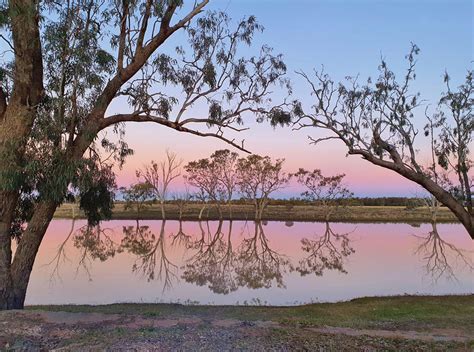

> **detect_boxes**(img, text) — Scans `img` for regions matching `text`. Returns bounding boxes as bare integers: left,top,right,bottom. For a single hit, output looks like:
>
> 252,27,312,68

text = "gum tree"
185,157,225,219
120,182,155,221
184,149,238,219
290,45,473,238
0,1,290,309
236,154,290,220
209,149,239,218
292,168,352,221
292,169,355,276
137,150,182,220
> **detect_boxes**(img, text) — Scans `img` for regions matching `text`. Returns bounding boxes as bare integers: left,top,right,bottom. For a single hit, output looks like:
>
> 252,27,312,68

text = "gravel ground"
0,309,472,351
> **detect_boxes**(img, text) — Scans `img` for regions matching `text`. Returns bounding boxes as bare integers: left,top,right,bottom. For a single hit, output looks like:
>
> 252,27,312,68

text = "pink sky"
100,1,472,199
109,120,425,198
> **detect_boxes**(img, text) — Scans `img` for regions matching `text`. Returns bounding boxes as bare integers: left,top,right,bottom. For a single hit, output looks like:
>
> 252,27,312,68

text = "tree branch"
101,113,250,153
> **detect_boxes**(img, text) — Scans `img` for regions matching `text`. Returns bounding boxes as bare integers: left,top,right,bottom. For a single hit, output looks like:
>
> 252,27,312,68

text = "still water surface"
25,220,473,306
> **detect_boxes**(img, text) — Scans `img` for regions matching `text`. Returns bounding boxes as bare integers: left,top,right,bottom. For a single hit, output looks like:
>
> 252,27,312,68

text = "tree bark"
0,196,14,309
8,201,57,309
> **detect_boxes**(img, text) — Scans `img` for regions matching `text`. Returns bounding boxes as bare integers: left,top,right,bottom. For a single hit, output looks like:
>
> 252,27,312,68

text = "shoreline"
54,204,459,224
25,293,473,309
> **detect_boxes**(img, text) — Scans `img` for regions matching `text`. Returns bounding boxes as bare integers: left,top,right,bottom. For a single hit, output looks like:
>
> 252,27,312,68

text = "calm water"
25,220,473,306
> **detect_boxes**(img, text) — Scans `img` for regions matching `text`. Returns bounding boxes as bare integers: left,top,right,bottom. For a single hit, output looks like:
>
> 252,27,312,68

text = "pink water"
25,220,473,306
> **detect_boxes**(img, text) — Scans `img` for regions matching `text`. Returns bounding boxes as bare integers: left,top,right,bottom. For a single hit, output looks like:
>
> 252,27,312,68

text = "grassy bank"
3,295,469,350
29,295,474,333
54,203,459,223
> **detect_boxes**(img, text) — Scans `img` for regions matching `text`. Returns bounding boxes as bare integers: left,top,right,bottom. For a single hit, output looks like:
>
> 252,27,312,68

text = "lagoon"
24,220,473,306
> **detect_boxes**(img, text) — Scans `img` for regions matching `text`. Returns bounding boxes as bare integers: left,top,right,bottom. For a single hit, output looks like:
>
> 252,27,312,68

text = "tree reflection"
414,221,473,282
50,219,357,293
182,220,292,293
74,225,117,264
182,220,237,294
234,221,291,289
169,220,192,247
46,218,77,281
296,222,354,276
121,220,177,289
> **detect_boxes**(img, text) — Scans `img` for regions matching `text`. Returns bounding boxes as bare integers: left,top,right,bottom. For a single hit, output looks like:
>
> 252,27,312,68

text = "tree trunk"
399,168,474,239
160,200,166,220
356,151,474,239
228,203,233,220
0,201,58,310
0,194,15,309
0,0,45,309
216,204,223,221
198,204,207,220
0,205,12,309
256,199,267,221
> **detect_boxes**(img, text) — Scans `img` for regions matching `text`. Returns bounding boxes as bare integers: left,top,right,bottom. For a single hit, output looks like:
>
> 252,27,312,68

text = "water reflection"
413,222,473,282
47,221,118,281
122,220,293,293
121,221,178,288
182,220,237,294
234,221,291,290
35,219,473,305
297,222,355,276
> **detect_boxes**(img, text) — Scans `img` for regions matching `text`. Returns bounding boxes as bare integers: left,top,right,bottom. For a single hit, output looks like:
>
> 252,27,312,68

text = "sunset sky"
107,0,473,197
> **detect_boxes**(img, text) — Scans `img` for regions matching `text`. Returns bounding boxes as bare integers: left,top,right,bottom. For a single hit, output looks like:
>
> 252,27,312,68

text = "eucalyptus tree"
185,149,238,219
211,149,239,217
289,45,474,238
172,185,193,221
0,1,290,309
120,181,155,221
292,170,354,275
185,157,224,218
137,150,182,220
236,154,290,220
292,168,352,221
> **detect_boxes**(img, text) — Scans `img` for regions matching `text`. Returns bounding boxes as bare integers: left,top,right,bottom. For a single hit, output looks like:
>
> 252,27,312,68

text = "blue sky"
114,0,473,197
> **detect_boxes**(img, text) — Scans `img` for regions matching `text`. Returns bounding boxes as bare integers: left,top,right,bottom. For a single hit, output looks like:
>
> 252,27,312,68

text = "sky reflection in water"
25,220,473,306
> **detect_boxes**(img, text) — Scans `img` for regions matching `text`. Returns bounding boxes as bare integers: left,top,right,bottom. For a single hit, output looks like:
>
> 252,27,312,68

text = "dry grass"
54,203,458,223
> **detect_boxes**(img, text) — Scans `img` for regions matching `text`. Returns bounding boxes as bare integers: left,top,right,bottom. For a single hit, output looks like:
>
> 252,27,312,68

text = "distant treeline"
264,197,429,207
246,197,432,207
115,197,432,207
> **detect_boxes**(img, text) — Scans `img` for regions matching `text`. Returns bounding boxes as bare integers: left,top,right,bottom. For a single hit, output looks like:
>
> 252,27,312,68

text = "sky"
107,0,473,198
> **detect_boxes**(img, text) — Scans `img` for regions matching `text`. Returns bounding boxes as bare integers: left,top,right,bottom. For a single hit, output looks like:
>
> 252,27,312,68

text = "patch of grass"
265,327,469,352
28,294,474,334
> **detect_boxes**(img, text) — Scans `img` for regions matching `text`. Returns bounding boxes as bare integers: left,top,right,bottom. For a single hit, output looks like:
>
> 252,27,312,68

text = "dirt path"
0,310,472,351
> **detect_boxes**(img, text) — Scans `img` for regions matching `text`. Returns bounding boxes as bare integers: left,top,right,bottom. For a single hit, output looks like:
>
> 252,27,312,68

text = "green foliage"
0,5,8,28
294,44,473,232
292,168,353,205
120,182,155,220
73,225,117,262
2,1,290,242
78,166,116,226
236,154,290,201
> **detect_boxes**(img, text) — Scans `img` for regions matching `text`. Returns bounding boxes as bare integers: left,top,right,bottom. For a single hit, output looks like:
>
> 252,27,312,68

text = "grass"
54,203,459,223
7,295,472,350
28,294,474,334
